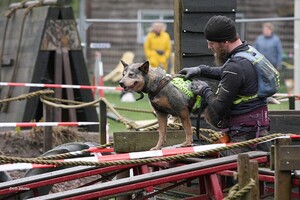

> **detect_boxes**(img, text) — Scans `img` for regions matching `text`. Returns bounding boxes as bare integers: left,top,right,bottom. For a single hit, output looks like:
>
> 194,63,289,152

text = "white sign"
90,43,111,49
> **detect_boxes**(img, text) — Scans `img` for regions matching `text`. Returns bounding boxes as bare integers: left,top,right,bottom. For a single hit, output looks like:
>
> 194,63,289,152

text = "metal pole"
295,0,300,110
78,0,87,59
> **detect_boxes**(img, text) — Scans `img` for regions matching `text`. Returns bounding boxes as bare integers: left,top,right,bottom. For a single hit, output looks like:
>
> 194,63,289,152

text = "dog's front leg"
179,109,193,147
150,111,168,150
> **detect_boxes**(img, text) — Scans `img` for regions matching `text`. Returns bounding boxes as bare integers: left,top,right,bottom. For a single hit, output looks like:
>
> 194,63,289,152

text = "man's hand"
178,67,201,80
189,80,210,96
156,50,165,55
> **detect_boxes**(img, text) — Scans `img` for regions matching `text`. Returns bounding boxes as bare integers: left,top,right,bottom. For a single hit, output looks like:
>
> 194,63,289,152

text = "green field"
104,92,155,134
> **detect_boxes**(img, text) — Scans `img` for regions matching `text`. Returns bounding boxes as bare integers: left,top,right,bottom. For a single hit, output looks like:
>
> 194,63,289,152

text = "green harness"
170,77,202,111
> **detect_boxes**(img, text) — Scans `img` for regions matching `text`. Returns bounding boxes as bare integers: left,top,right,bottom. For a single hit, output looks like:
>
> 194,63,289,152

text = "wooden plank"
61,7,98,131
182,32,211,54
24,7,60,123
113,130,187,153
173,0,183,72
62,48,77,122
182,54,214,67
275,138,291,200
279,146,300,170
268,115,300,133
183,0,236,13
269,110,300,115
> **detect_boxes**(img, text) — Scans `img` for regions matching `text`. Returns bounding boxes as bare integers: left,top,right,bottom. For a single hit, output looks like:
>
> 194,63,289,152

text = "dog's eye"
128,73,135,78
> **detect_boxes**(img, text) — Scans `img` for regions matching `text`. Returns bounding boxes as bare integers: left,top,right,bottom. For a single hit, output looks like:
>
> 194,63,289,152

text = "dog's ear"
139,61,149,74
120,60,128,68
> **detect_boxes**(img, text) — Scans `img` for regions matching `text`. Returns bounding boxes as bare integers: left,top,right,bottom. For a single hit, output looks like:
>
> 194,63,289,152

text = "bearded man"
179,15,271,156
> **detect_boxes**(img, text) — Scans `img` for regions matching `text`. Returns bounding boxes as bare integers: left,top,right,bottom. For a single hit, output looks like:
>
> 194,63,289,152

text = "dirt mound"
0,127,99,157
0,127,101,196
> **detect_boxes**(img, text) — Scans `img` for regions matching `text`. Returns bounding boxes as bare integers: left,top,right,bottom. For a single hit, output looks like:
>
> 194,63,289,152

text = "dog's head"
119,60,149,93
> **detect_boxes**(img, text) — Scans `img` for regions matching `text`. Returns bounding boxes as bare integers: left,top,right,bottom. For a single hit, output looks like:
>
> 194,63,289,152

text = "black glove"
189,80,211,96
178,67,200,80
156,50,165,55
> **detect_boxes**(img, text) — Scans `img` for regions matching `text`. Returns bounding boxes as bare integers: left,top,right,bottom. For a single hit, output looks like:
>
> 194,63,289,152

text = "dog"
119,60,219,150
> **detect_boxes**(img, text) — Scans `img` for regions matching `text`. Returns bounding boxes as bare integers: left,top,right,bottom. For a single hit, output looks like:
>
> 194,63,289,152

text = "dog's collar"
148,74,173,97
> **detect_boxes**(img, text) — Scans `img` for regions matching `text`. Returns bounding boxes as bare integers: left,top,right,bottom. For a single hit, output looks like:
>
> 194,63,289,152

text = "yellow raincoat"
143,31,171,70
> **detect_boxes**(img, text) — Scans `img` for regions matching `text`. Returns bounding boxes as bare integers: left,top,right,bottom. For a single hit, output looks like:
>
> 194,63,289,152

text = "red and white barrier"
0,82,122,91
0,122,98,127
1,134,299,171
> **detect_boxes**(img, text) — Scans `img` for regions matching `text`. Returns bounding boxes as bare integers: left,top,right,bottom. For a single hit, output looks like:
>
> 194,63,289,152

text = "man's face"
207,41,228,66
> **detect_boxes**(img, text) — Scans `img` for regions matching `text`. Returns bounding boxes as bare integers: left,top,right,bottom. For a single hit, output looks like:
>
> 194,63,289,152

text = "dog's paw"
180,141,192,147
150,146,161,151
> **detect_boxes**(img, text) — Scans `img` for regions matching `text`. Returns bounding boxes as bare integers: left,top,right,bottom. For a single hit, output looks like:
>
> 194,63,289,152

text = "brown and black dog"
119,60,219,150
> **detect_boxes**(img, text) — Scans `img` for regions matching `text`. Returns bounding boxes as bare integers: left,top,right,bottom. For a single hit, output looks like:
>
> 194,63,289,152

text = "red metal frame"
60,156,267,200
0,156,270,200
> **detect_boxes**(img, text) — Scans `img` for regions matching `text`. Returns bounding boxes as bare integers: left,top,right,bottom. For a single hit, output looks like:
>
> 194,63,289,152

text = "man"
144,22,172,71
179,15,271,155
254,22,283,71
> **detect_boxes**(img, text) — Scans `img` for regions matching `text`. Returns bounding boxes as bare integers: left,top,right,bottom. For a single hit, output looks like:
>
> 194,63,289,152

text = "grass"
104,92,155,134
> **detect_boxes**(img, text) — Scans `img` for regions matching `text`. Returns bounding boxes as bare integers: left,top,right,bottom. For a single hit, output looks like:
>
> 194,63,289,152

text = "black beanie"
204,15,237,42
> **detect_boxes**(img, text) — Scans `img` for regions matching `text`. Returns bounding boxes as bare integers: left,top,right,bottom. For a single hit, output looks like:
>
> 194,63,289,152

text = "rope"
0,133,284,167
113,106,154,114
224,178,256,200
40,95,102,109
0,90,54,104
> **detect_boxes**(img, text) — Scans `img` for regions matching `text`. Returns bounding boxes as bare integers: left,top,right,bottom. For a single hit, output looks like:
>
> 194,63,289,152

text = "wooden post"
274,138,291,200
238,154,251,200
99,99,107,144
288,96,295,110
43,102,53,152
54,48,63,122
173,0,183,72
249,160,260,200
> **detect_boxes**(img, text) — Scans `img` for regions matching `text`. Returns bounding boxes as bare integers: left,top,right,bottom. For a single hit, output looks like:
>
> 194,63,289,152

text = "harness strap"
149,75,173,97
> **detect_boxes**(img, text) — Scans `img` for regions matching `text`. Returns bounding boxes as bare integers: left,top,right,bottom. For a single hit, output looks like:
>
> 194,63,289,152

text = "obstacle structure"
0,135,299,199
0,0,98,131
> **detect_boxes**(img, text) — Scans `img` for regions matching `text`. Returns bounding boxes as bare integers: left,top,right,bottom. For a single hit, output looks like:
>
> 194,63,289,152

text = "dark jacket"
201,43,267,119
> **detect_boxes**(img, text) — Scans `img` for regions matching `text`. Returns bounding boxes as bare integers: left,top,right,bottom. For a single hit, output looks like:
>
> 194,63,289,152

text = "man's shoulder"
224,56,253,73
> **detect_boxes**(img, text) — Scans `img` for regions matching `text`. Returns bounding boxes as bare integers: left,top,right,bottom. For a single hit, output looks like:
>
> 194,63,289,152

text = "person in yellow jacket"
144,22,172,71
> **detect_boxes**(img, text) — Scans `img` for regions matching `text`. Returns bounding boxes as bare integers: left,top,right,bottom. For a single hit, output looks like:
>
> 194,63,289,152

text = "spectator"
254,22,283,71
143,22,171,71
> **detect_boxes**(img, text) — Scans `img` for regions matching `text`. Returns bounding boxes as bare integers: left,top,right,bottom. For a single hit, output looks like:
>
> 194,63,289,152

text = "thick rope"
0,133,284,167
0,90,54,104
223,178,256,200
40,95,102,109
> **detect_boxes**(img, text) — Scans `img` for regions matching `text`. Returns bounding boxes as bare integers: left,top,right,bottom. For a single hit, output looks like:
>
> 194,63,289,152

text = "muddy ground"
0,127,102,195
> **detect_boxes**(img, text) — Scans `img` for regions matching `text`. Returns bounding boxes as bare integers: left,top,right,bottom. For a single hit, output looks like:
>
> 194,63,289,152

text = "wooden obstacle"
0,1,98,131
